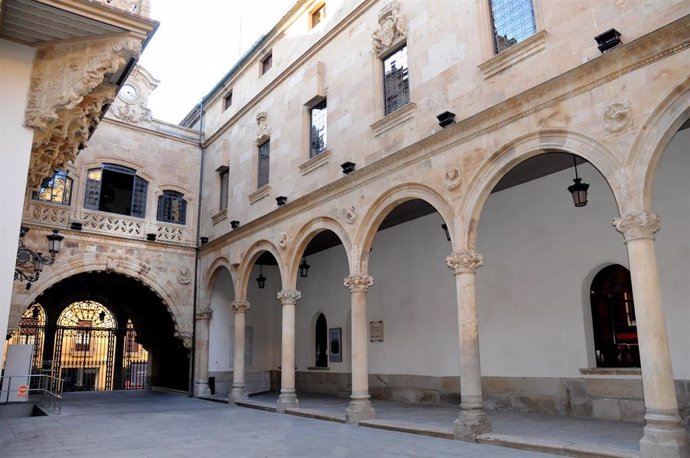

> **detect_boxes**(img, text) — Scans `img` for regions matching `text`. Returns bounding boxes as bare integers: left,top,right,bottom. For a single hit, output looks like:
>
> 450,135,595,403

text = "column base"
276,392,299,412
639,409,689,458
230,386,248,404
453,406,492,441
345,397,376,424
193,381,211,398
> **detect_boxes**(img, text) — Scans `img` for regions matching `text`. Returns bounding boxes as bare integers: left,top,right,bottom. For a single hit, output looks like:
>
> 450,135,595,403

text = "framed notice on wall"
369,321,383,342
329,328,342,362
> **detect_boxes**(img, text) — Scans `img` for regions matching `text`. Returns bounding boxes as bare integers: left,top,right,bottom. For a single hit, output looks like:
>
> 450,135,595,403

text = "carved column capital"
613,212,661,242
176,331,193,350
344,275,374,292
446,251,484,275
195,308,213,321
277,289,301,305
231,300,250,313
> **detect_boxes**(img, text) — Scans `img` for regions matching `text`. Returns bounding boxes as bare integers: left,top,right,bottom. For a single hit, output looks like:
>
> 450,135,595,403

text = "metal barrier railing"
0,374,64,414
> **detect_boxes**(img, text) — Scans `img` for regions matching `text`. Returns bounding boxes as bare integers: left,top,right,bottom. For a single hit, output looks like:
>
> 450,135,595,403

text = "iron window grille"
489,0,537,54
219,170,229,210
258,140,270,188
32,170,72,205
84,163,148,218
383,45,410,116
309,99,327,157
156,190,187,225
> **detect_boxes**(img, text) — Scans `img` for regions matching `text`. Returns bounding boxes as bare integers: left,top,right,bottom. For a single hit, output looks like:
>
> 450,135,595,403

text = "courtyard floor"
0,389,560,458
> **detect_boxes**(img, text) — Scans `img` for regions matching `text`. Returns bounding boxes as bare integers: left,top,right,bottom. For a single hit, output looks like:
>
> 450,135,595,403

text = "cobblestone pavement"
0,390,559,457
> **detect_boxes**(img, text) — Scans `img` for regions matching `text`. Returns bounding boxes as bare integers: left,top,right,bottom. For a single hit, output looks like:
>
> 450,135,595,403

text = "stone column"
343,274,375,423
193,307,213,397
613,213,688,458
446,251,491,440
230,300,250,403
276,289,301,411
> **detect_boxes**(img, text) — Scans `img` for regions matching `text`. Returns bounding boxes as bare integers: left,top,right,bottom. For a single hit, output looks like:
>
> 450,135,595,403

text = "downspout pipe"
189,100,206,396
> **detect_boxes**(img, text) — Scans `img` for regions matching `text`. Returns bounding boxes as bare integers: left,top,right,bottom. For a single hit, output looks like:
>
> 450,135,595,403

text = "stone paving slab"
0,390,557,457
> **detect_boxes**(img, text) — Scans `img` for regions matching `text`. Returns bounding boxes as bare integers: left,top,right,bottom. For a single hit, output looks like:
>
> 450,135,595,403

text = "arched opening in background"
6,303,47,372
208,266,235,396
315,313,328,368
590,265,638,368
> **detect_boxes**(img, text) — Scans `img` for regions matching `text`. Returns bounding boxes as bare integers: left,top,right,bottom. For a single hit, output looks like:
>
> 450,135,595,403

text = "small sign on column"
369,321,383,342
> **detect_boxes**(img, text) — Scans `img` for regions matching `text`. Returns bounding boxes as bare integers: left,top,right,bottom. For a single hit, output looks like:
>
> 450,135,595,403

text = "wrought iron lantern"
231,220,240,229
341,162,356,175
276,196,287,206
299,257,311,278
256,264,266,289
567,155,590,207
15,227,64,290
436,111,456,128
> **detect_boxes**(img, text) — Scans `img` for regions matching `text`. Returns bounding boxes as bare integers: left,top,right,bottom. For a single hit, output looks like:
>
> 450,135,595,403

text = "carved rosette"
277,289,301,305
613,212,661,242
345,205,358,224
177,268,191,285
195,308,213,321
603,102,632,133
256,112,270,142
278,231,288,249
344,274,374,292
446,251,484,275
445,166,463,191
231,300,250,313
372,0,407,55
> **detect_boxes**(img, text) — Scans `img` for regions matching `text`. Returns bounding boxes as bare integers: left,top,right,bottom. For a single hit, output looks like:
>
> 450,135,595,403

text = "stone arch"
205,256,237,294
237,239,285,299
24,255,187,337
627,76,690,213
355,183,455,273
460,129,624,249
286,217,353,289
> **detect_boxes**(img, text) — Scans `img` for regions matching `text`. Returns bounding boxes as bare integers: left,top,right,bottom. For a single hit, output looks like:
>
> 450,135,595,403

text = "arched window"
315,313,328,368
84,163,148,218
32,170,72,205
156,190,187,224
590,265,639,368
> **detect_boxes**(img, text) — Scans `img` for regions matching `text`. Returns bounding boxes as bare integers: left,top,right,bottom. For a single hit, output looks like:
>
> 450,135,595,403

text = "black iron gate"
52,326,116,392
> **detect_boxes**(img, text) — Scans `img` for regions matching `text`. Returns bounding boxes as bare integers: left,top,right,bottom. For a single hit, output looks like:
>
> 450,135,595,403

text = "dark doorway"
315,313,328,368
590,264,639,367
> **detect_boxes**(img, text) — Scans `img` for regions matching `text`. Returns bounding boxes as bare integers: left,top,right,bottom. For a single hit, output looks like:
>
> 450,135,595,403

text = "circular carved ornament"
603,103,631,133
445,166,462,191
177,268,191,285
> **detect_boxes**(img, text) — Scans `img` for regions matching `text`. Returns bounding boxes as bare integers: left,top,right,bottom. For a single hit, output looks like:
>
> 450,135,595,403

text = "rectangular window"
32,170,72,206
310,4,325,29
260,52,272,75
257,140,270,188
309,99,327,157
83,164,147,218
489,0,537,53
383,45,410,116
223,90,233,111
219,170,229,210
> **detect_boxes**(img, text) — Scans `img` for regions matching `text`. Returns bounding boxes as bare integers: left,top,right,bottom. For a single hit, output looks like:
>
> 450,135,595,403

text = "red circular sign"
17,385,28,397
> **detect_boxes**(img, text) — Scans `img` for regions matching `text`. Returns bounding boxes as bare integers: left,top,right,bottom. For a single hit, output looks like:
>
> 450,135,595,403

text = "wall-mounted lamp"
436,111,456,128
146,233,156,241
594,28,621,54
231,220,240,229
200,236,209,245
567,155,590,207
15,227,64,290
341,162,356,175
441,223,451,241
256,264,266,289
299,257,311,278
276,196,287,206
70,222,83,231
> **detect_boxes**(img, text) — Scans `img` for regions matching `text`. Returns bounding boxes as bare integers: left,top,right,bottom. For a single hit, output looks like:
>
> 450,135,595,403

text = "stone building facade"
4,1,690,457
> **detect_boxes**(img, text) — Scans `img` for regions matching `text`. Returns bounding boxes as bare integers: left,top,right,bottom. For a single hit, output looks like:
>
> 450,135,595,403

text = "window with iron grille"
219,170,229,210
83,163,148,218
258,140,270,188
489,0,536,53
157,190,187,224
309,99,327,157
32,170,72,205
383,45,410,116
